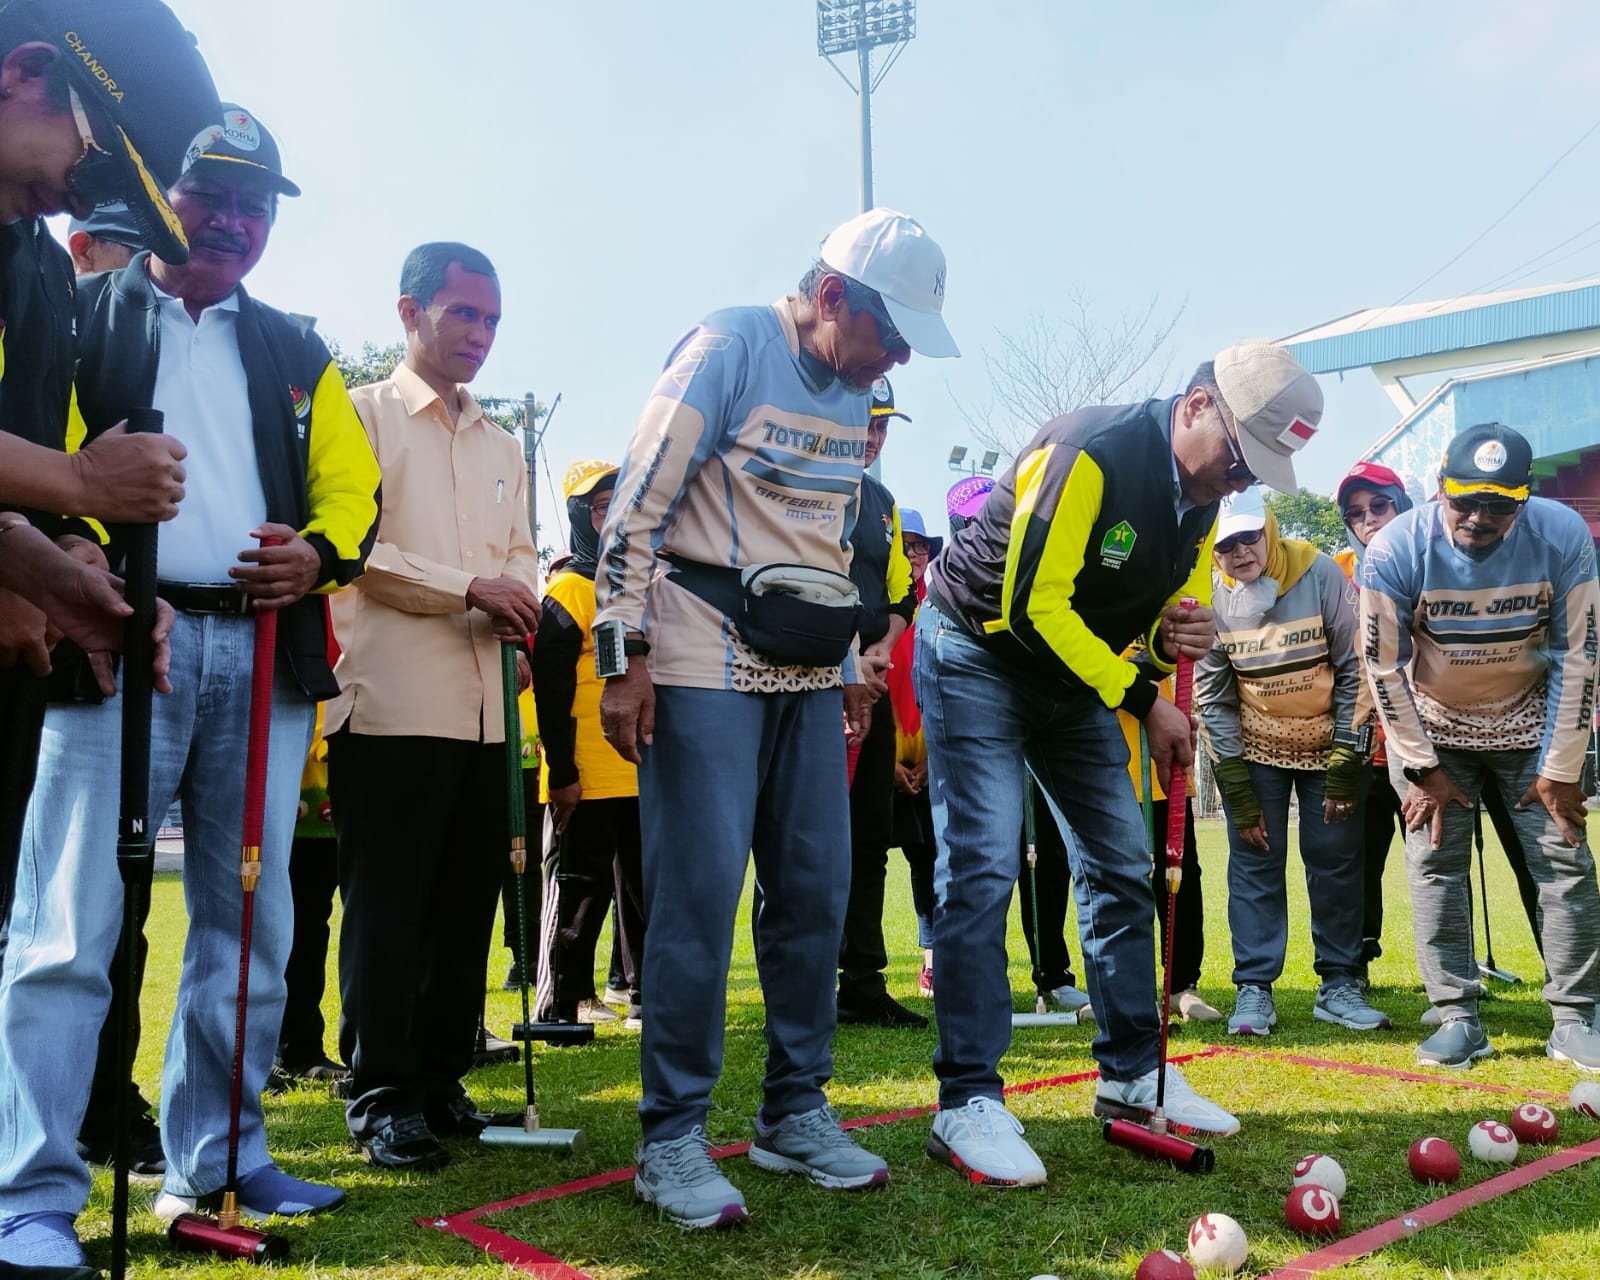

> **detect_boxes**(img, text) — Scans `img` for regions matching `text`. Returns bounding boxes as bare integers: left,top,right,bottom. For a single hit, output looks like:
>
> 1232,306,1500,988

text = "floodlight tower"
817,0,916,212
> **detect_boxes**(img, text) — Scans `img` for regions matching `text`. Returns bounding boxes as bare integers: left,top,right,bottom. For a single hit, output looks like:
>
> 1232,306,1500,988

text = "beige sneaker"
577,999,618,1023
1170,988,1222,1022
1077,1001,1096,1024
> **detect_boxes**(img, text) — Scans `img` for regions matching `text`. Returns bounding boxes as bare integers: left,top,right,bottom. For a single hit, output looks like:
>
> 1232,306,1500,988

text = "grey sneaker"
1420,1005,1444,1026
926,1097,1046,1186
749,1105,888,1190
1045,983,1090,1012
634,1127,749,1229
1094,1063,1240,1138
1547,1021,1600,1072
1315,983,1392,1031
1228,984,1277,1036
1417,1018,1493,1069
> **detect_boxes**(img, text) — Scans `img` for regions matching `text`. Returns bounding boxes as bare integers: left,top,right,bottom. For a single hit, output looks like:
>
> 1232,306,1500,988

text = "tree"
327,339,405,391
1267,490,1346,555
953,287,1187,456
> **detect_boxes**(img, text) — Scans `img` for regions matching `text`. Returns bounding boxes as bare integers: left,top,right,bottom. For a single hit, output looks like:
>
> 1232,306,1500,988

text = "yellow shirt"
324,363,540,743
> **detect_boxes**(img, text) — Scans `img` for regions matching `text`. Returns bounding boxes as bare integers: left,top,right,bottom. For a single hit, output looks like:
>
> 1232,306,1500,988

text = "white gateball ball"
1187,1212,1248,1275
1467,1119,1519,1164
1292,1152,1347,1200
1571,1079,1600,1120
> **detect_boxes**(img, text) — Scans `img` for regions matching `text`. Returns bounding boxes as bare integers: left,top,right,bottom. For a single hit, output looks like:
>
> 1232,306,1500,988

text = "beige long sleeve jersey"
1358,499,1600,782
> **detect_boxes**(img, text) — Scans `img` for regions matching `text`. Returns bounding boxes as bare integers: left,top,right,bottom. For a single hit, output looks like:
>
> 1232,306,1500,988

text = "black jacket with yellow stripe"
924,395,1218,717
72,254,381,699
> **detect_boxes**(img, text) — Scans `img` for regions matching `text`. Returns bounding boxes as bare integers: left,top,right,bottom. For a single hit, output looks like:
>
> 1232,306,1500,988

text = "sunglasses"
843,279,911,357
1214,527,1264,555
1447,493,1522,519
1211,397,1257,485
903,538,932,556
1343,494,1393,526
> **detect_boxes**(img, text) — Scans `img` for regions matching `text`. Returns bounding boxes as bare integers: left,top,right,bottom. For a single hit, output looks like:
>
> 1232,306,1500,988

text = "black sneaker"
265,1054,349,1094
502,962,522,992
426,1092,491,1138
836,992,929,1028
76,1108,166,1175
356,1113,449,1171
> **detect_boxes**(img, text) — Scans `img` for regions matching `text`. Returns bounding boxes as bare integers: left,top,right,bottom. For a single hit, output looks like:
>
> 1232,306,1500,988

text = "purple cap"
946,475,995,521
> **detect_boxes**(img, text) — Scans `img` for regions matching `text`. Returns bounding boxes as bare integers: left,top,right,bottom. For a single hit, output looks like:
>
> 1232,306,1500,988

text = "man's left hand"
844,683,873,747
231,523,320,610
859,641,892,701
1159,602,1216,662
1519,774,1588,848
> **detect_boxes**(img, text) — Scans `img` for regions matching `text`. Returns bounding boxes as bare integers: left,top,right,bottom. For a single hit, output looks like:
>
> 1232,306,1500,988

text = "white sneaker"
1093,1064,1240,1138
925,1097,1046,1186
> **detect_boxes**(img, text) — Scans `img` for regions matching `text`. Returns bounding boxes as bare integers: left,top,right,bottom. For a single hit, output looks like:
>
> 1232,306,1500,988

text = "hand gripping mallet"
111,408,161,1280
168,536,289,1262
481,639,589,1149
1104,599,1215,1173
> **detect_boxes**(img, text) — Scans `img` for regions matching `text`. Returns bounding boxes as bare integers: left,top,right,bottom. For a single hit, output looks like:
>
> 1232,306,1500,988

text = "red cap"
1337,460,1405,508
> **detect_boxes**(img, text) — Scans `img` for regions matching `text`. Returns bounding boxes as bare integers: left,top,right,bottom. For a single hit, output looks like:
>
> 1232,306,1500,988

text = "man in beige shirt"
325,241,541,1172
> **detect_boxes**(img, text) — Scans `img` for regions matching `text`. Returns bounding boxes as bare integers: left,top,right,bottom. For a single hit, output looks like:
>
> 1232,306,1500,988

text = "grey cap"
1214,340,1323,494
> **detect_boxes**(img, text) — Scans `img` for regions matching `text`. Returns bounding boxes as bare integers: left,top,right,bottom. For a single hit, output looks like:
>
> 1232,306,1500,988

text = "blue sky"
129,1,1600,550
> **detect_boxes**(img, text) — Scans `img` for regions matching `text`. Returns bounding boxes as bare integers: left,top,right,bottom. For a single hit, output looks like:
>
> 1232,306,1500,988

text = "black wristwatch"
1402,763,1442,784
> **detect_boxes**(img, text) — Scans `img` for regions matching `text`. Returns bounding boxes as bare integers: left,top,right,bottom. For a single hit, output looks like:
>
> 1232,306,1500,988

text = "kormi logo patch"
1100,520,1136,568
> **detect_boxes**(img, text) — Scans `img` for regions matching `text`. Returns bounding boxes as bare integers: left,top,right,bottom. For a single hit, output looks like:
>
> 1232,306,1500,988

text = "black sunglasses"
842,279,910,357
1343,494,1394,526
1214,527,1264,555
1210,395,1257,485
1448,493,1522,519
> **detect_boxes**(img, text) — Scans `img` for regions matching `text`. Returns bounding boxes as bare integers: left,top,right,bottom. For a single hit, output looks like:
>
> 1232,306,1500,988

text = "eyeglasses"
1447,493,1522,519
1214,527,1265,555
903,538,931,557
1342,494,1394,526
843,279,911,357
1211,396,1257,486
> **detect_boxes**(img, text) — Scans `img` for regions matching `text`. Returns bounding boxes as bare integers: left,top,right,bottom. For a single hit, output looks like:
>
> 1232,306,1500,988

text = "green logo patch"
1101,520,1137,561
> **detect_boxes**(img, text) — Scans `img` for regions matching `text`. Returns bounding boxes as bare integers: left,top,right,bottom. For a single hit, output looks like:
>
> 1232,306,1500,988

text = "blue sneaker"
0,1212,86,1268
153,1165,345,1224
749,1105,888,1189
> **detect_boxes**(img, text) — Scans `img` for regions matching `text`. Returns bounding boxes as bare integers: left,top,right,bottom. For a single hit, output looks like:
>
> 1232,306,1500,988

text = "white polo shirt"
151,283,269,583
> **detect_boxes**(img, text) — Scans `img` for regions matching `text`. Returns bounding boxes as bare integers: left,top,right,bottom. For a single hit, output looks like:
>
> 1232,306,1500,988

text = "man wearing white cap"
914,343,1321,1184
596,208,957,1227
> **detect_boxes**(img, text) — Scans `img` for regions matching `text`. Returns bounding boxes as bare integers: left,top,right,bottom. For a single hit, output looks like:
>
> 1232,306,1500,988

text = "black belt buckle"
157,581,253,615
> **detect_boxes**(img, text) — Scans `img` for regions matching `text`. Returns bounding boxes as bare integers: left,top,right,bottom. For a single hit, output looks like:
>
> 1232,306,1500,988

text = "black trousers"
1150,797,1205,993
276,834,340,1065
329,731,506,1135
837,703,897,1002
535,795,642,1019
0,666,46,929
1018,798,1075,992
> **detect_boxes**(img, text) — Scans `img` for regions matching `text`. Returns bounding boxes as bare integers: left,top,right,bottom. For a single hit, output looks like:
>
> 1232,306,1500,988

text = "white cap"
1213,339,1323,494
819,207,959,359
1217,487,1267,542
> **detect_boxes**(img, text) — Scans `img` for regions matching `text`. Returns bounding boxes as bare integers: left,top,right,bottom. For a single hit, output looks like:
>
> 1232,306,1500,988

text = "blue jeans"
1218,763,1364,991
0,613,313,1215
914,606,1159,1103
636,684,849,1144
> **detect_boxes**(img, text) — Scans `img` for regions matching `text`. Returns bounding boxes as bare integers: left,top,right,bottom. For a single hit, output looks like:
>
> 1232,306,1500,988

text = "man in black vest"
835,378,922,1027
914,341,1323,1184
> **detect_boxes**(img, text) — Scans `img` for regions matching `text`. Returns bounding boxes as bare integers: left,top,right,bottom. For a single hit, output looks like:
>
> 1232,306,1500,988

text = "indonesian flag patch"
1277,416,1317,450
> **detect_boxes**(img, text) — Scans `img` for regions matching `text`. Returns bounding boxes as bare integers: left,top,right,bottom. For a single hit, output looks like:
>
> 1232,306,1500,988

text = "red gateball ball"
1408,1136,1461,1184
1284,1184,1342,1238
1509,1102,1560,1145
1135,1249,1198,1280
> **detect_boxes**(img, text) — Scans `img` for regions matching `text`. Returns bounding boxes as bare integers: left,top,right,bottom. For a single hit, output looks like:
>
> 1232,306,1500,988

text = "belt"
157,581,253,615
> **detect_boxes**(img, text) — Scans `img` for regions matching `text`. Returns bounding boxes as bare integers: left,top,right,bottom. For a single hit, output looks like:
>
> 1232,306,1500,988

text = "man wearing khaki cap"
913,342,1322,1184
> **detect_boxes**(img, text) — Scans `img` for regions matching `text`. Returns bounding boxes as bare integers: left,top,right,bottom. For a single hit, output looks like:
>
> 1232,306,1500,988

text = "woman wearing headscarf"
1196,489,1391,1038
531,459,645,1026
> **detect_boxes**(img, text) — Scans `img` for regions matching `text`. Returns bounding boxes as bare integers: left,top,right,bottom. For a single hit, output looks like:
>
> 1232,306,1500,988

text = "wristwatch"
1402,763,1442,784
593,619,650,679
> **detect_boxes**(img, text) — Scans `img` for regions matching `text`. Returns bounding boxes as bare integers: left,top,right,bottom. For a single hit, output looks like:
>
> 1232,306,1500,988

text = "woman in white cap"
1196,489,1391,1038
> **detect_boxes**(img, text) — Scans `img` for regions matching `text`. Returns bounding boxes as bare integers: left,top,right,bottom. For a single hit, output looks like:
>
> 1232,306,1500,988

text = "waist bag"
665,555,861,667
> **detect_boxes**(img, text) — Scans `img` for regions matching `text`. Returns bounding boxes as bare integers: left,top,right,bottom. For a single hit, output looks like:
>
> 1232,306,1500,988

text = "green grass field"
86,816,1600,1279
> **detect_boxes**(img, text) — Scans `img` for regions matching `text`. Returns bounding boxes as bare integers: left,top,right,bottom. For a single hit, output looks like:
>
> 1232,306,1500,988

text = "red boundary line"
417,1045,1589,1278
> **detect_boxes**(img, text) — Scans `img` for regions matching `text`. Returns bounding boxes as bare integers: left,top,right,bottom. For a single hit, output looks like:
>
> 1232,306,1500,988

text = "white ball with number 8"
1292,1152,1346,1199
